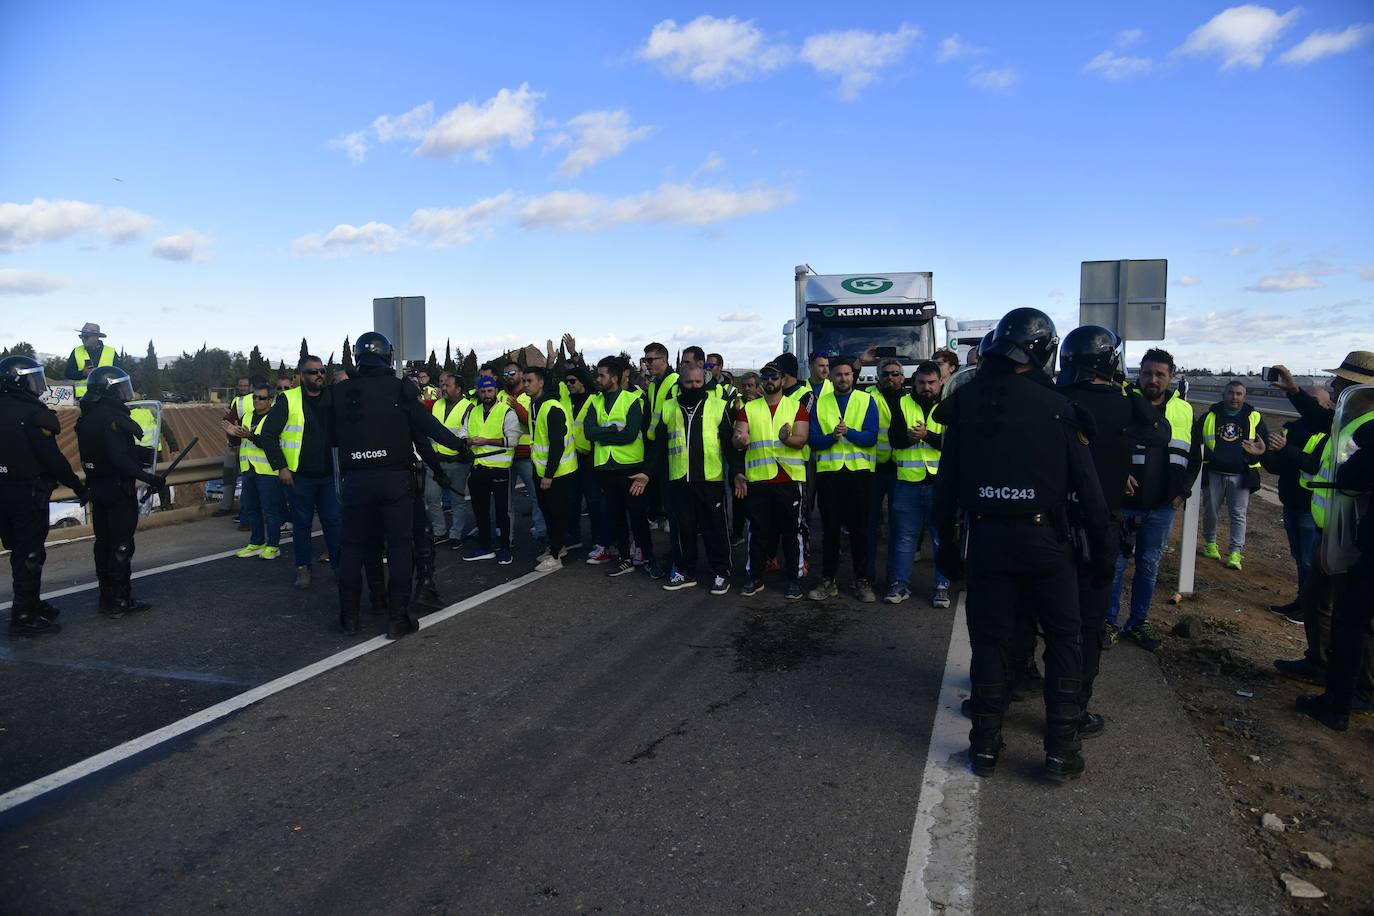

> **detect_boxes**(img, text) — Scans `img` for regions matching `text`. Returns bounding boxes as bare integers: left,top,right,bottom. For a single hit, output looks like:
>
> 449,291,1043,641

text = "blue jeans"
865,472,897,583
242,472,283,548
424,462,475,539
289,472,342,568
888,481,948,591
1108,506,1176,630
1282,504,1319,596
512,458,546,541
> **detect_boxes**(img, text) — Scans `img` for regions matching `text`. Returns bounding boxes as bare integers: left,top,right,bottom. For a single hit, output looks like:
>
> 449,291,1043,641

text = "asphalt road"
0,496,1281,913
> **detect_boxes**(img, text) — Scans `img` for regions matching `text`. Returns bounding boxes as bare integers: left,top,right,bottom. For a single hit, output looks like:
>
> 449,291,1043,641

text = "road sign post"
372,296,427,370
1079,259,1168,341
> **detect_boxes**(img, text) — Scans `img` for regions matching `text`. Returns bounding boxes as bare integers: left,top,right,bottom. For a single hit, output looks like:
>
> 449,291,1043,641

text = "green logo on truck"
841,277,894,295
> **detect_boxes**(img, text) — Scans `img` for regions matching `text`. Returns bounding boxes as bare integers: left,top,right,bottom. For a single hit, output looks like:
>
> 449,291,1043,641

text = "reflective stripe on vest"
1310,412,1374,529
516,392,532,448
72,345,115,398
664,396,727,482
647,372,680,441
1201,408,1261,469
814,388,876,473
1164,393,1193,467
893,398,943,482
471,402,514,468
239,411,273,474
233,394,253,424
431,397,472,457
532,399,577,479
278,387,306,471
591,390,645,467
743,397,806,483
874,393,893,464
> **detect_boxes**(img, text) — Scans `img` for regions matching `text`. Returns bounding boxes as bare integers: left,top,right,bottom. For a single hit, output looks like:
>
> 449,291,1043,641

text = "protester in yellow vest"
423,371,477,548
65,322,120,398
647,363,741,593
1194,379,1269,570
500,360,546,547
586,355,661,579
883,360,949,606
560,364,610,560
1258,388,1331,621
523,367,577,572
224,381,284,561
734,356,810,599
806,357,878,603
459,376,519,565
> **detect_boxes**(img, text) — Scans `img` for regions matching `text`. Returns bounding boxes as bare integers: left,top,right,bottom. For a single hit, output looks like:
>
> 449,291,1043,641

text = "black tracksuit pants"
536,475,571,556
469,464,512,551
965,519,1083,756
1075,521,1119,712
0,480,52,614
338,467,414,618
599,468,652,560
670,480,731,579
90,478,139,597
816,469,871,580
746,481,805,582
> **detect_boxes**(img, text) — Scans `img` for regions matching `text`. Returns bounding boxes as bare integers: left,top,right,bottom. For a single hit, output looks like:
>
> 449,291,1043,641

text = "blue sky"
2,0,1371,373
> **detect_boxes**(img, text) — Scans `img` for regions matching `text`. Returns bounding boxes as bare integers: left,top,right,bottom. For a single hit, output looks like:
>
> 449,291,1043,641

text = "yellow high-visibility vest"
814,388,876,473
431,396,472,458
893,398,943,482
72,345,115,398
239,411,273,474
1311,413,1374,529
590,390,645,467
469,402,514,469
664,396,727,482
532,399,577,478
278,387,306,472
743,397,806,483
1201,409,1262,469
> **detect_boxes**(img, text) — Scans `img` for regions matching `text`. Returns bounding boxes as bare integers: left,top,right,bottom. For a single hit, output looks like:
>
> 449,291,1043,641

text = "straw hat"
1327,350,1374,385
76,322,107,338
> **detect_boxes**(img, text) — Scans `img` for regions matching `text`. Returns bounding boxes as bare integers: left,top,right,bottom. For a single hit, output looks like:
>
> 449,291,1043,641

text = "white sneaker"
535,555,563,572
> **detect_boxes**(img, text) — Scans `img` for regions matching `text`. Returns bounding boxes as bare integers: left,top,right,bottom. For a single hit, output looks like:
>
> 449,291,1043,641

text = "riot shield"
1320,384,1374,575
127,399,164,510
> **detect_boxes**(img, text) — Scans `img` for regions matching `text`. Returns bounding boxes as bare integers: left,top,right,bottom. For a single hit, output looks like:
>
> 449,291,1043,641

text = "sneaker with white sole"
235,543,265,558
607,558,636,577
710,576,730,596
535,555,563,572
663,572,697,591
259,546,281,560
932,586,951,609
463,545,496,561
585,545,612,565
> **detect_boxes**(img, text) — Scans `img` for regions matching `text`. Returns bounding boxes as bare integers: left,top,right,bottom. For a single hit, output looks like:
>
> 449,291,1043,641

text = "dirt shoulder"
1120,481,1373,912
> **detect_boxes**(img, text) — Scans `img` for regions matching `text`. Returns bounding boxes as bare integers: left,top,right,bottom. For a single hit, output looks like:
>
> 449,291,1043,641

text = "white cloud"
407,193,513,248
0,268,68,295
1084,50,1153,79
1357,266,1374,281
0,198,157,251
1117,29,1146,47
1280,24,1373,65
639,15,790,87
292,221,405,257
372,102,434,142
519,182,795,232
552,110,654,178
1213,214,1264,227
688,152,725,181
937,34,985,62
1175,274,1201,286
329,130,369,164
416,85,541,160
968,67,1018,91
1175,5,1300,69
1245,271,1323,292
1230,245,1259,256
800,24,920,100
718,311,760,322
150,230,212,262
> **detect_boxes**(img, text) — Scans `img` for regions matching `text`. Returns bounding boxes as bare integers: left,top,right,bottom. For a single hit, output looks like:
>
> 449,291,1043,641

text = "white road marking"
0,568,550,815
0,532,322,612
896,593,980,916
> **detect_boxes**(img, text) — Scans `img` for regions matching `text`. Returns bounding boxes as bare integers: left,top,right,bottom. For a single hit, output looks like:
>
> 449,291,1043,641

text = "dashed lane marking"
896,592,979,916
0,567,550,816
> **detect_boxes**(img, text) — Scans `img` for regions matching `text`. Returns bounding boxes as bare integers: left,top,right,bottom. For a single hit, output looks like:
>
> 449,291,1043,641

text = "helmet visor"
16,363,47,397
105,371,134,402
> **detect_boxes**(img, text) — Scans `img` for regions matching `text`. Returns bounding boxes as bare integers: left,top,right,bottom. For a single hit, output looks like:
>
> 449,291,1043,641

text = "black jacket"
0,390,83,490
1258,419,1325,510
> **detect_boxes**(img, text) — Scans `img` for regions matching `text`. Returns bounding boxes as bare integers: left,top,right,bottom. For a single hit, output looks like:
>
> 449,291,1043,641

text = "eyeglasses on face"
503,370,519,377
705,362,719,369
881,370,904,378
759,371,781,381
253,394,272,401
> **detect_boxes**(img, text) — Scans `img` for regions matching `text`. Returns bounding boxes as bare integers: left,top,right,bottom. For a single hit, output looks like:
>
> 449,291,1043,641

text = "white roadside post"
1176,473,1202,596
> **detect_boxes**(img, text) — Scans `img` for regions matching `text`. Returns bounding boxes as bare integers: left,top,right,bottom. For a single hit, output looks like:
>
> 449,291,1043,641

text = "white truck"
784,265,960,385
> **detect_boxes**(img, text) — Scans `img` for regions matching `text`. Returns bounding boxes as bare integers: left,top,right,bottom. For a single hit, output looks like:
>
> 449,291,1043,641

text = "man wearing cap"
461,375,521,566
735,356,811,599
65,323,123,400
502,360,545,550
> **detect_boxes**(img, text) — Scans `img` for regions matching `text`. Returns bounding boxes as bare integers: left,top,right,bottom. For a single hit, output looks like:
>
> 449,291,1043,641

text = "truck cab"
785,265,946,385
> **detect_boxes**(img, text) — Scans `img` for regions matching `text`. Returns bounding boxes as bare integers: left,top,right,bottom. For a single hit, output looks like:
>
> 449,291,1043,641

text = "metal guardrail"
50,456,224,502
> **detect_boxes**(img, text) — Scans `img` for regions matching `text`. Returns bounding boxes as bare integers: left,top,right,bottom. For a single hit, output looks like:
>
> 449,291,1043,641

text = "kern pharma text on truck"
784,265,956,385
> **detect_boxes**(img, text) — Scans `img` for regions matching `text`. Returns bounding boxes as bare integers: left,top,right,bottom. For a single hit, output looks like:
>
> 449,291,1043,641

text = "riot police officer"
76,365,166,618
1055,326,1167,737
329,332,460,639
0,356,87,636
934,308,1111,781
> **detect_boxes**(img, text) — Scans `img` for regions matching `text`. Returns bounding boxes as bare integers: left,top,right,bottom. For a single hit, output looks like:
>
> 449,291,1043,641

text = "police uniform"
76,380,163,617
328,336,461,638
0,360,86,635
933,322,1111,780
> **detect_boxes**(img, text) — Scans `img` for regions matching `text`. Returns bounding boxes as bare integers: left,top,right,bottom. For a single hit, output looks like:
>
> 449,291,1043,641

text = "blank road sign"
372,296,427,362
1079,259,1167,340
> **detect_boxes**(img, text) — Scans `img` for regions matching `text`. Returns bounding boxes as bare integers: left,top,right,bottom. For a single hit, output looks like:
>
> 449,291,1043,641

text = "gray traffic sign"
372,296,427,363
1079,259,1167,340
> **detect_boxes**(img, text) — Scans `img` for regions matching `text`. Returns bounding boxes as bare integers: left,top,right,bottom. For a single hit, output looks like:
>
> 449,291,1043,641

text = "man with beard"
587,355,660,578
807,357,878,602
865,358,906,588
461,376,520,566
886,360,949,606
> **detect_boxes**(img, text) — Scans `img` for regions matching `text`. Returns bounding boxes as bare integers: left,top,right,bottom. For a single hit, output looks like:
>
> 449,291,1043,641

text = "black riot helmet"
84,365,134,403
0,354,48,397
984,307,1059,370
353,331,394,368
1057,325,1123,386
976,331,993,357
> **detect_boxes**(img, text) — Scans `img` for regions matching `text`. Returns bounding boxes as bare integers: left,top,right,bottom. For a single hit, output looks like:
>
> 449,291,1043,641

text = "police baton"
141,436,199,504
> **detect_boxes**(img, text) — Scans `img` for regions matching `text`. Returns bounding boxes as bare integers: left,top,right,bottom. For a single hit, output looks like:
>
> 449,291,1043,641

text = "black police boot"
338,587,361,636
9,608,61,638
97,584,117,617
1078,712,1106,739
37,600,61,622
1045,750,1085,782
387,598,419,641
115,586,151,614
1008,660,1044,702
413,537,441,605
970,742,1003,778
1295,694,1349,732
369,589,389,616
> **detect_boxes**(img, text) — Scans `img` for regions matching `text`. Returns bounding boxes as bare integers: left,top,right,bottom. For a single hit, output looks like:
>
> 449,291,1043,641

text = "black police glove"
936,539,965,582
74,482,90,507
143,473,167,490
432,469,454,493
1090,551,1116,587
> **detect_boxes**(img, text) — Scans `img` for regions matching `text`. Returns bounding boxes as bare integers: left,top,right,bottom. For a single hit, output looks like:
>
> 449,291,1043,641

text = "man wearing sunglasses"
735,358,810,599
866,358,906,587
256,355,344,589
226,381,287,563
587,355,661,578
503,360,545,551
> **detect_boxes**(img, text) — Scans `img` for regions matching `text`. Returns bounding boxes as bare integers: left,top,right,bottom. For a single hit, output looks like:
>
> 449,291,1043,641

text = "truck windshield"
809,321,934,363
